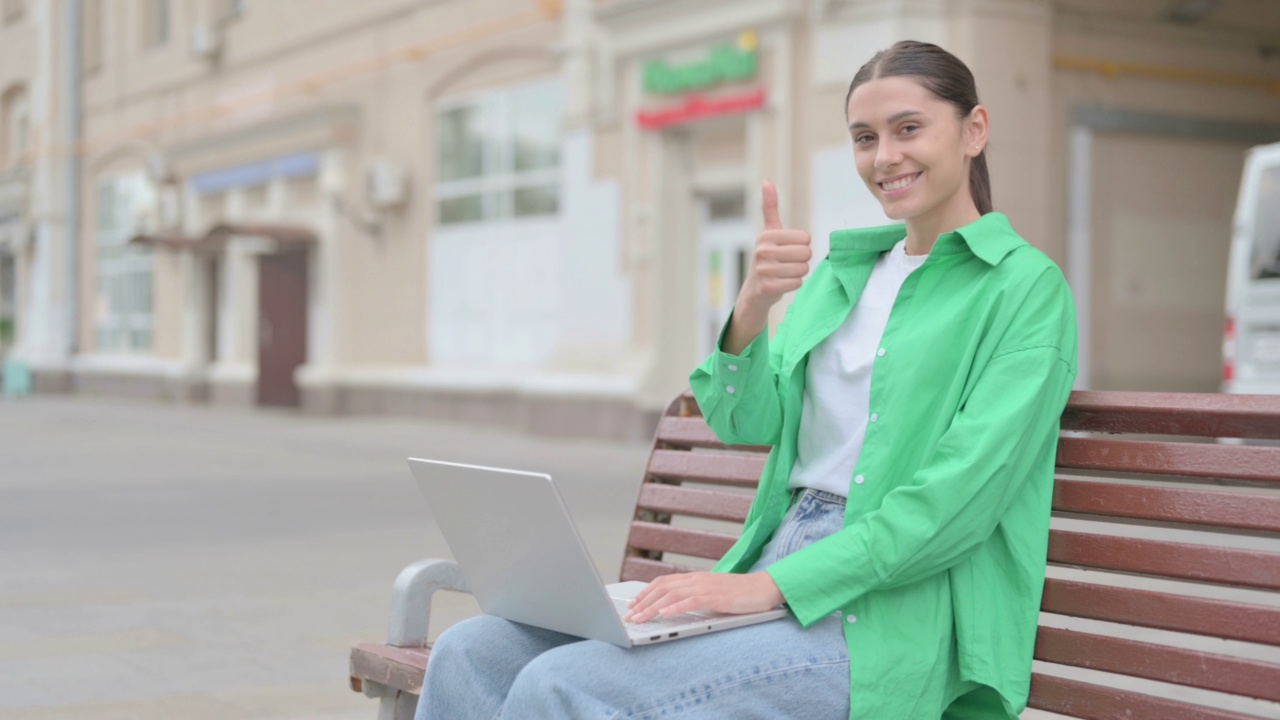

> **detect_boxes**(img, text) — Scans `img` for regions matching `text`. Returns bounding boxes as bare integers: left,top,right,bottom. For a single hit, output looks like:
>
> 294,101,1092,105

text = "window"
436,80,563,225
95,173,155,353
1250,164,1280,282
143,0,169,48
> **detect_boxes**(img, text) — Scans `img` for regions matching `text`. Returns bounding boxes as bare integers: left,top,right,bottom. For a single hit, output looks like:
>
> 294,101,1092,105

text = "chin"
877,201,915,221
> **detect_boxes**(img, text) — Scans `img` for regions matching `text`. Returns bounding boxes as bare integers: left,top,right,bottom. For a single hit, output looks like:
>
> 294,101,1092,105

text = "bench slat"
654,417,772,453
1052,479,1280,532
627,520,739,560
1035,626,1280,702
646,449,765,488
1042,578,1280,646
351,643,430,695
1048,530,1280,590
1056,437,1280,483
1060,391,1280,439
620,556,699,583
636,484,754,522
1027,674,1267,720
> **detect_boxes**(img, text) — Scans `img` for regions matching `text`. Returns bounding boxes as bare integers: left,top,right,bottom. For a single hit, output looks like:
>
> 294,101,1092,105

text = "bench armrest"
386,558,471,648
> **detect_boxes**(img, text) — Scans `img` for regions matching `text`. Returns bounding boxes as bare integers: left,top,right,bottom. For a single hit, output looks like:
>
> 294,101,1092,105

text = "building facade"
2,0,1278,438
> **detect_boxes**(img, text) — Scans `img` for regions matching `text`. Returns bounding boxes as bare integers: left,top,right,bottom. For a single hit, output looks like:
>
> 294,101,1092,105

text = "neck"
903,191,982,256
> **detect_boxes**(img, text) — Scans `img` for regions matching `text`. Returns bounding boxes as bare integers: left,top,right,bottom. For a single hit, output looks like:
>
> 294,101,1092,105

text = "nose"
874,137,902,171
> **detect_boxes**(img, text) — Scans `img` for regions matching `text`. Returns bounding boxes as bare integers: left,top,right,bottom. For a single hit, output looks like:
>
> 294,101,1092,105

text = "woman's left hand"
623,571,785,623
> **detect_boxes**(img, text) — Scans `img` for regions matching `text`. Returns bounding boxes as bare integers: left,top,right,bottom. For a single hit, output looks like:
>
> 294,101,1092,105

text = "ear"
963,105,989,158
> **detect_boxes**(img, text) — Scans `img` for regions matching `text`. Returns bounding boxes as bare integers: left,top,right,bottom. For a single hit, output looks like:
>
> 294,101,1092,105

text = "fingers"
624,574,697,623
761,180,782,230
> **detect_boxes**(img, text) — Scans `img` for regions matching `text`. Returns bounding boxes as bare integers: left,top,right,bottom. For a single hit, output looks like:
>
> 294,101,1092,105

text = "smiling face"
846,76,987,239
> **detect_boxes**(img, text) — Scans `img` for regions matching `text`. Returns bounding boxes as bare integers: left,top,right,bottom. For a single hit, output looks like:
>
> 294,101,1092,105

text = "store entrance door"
256,250,308,407
697,191,752,359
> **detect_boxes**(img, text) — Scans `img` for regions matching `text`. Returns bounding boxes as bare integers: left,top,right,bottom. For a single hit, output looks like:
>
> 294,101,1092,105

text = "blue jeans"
415,488,850,720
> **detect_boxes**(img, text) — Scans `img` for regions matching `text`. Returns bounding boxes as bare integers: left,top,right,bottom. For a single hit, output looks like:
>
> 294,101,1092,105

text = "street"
0,396,650,719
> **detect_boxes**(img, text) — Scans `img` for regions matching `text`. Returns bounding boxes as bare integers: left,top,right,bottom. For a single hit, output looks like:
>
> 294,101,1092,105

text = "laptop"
407,457,788,648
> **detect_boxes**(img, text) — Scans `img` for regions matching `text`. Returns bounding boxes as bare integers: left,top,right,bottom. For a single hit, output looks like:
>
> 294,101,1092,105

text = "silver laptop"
407,457,788,648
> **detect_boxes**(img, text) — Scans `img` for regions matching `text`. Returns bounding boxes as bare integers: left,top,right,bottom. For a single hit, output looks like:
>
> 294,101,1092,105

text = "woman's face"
845,76,985,225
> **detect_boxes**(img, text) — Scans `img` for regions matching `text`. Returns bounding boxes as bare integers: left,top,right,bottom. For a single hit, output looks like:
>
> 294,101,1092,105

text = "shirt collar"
827,212,1024,266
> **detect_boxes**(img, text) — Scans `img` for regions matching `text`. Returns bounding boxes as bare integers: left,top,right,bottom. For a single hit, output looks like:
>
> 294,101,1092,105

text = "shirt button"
725,385,735,394
869,413,879,423
846,614,857,624
877,348,886,357
854,475,865,485
727,364,738,371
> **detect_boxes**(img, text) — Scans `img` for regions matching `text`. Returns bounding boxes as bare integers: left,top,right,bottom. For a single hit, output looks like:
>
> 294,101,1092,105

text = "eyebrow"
848,109,923,131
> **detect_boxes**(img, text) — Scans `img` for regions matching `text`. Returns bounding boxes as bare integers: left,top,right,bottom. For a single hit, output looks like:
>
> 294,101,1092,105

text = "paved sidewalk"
0,396,651,720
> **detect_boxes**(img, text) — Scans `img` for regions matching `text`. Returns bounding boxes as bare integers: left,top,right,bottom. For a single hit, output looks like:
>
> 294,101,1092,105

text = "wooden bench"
350,390,1280,719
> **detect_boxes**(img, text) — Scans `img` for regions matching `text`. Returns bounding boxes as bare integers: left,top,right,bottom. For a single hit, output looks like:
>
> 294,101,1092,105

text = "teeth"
881,174,917,191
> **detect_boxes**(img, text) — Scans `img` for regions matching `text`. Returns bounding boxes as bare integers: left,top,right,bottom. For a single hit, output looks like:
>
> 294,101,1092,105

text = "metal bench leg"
362,680,419,720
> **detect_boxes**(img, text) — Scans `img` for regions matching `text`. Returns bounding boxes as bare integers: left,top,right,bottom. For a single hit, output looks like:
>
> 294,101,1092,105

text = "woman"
416,39,1077,720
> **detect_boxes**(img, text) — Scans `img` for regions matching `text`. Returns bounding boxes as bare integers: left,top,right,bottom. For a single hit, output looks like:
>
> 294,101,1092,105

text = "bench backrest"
622,390,1280,720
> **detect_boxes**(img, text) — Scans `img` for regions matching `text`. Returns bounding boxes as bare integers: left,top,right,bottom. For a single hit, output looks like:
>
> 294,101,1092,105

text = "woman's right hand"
721,181,812,355
738,180,813,315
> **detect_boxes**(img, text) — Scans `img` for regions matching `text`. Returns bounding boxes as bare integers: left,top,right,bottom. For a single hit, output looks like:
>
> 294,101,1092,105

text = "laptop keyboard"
612,598,709,634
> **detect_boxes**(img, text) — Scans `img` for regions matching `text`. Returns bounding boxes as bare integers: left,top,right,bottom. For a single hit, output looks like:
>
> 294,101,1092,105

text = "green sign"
644,31,758,95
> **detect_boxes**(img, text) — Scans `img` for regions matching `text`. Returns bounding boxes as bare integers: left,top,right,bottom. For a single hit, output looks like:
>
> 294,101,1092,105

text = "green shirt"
690,212,1078,719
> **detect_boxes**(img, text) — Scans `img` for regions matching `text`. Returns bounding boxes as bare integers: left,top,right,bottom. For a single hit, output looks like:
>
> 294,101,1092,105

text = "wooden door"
256,251,308,407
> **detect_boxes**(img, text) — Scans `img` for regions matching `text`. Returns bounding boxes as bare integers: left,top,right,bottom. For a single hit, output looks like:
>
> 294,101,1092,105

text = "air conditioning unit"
191,23,223,60
364,160,408,209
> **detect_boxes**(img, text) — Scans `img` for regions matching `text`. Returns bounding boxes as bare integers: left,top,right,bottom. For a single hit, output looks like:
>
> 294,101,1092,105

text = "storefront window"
436,80,562,225
95,173,154,352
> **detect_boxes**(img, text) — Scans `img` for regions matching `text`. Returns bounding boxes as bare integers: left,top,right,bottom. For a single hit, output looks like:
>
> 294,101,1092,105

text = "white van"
1223,141,1280,395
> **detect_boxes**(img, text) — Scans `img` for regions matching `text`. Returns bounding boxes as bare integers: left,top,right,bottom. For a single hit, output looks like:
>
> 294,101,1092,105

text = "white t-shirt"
788,239,928,496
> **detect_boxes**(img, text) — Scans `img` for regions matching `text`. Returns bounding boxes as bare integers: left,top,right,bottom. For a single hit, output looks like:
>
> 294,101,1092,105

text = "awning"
128,223,317,253
128,232,207,250
204,223,316,245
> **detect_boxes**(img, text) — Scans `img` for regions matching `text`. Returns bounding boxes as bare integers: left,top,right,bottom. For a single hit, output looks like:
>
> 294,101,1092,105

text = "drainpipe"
66,0,81,356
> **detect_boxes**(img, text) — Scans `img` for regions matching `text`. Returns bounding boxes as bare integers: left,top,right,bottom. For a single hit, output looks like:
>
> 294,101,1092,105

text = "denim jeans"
415,488,850,720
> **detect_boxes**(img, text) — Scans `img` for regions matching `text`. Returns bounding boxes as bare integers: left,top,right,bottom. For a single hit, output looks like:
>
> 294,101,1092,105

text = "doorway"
256,250,308,407
0,250,14,356
697,190,752,358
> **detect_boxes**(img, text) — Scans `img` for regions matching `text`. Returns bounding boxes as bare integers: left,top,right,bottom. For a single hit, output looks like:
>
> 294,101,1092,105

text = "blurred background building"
0,0,1277,439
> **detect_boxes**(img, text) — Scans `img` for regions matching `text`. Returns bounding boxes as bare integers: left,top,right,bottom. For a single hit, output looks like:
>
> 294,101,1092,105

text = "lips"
878,172,921,193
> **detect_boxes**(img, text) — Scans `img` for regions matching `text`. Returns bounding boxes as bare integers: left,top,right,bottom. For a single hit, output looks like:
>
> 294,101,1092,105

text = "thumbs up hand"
719,181,812,356
738,180,813,314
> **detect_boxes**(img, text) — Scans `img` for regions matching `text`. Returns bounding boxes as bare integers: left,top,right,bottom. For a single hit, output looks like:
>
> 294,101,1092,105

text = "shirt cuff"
709,311,769,400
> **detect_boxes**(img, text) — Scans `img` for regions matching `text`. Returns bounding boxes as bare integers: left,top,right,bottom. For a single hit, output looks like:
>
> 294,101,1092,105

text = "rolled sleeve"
690,310,785,447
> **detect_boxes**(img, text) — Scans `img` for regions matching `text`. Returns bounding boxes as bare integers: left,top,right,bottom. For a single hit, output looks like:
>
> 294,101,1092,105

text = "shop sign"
637,31,765,129
643,31,758,95
636,88,767,130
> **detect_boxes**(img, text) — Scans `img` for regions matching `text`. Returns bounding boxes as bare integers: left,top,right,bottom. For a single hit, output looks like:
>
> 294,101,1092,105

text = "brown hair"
845,40,992,215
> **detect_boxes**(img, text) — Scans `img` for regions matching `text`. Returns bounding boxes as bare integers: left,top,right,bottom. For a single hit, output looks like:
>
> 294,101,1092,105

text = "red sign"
636,87,767,130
